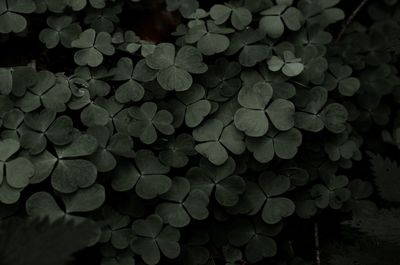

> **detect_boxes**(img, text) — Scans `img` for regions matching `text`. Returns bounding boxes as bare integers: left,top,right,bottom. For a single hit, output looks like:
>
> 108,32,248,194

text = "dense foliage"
0,0,399,264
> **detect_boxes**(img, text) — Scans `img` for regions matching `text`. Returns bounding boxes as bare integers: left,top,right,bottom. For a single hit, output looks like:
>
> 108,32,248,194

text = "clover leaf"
74,66,111,97
342,179,377,218
257,65,297,99
20,109,74,155
324,132,361,163
22,150,57,184
258,172,295,224
210,4,252,30
319,103,348,133
166,0,199,18
61,183,106,213
156,177,209,227
0,138,35,204
113,30,141,54
39,15,82,49
169,84,212,128
298,0,345,27
99,206,132,250
246,128,303,163
1,109,24,140
259,4,304,39
324,63,360,96
310,174,351,209
0,0,36,33
87,126,135,172
68,0,108,11
71,29,115,67
111,149,171,199
267,51,304,77
158,133,196,168
231,172,295,224
80,101,110,127
225,28,272,67
185,20,233,55
297,45,328,84
16,71,71,112
292,24,332,51
187,157,245,207
234,82,295,137
111,57,147,103
131,214,180,265
192,119,245,165
127,102,174,145
1,66,37,97
51,133,98,193
200,58,241,98
146,43,207,91
84,5,121,33
228,218,281,263
295,86,348,133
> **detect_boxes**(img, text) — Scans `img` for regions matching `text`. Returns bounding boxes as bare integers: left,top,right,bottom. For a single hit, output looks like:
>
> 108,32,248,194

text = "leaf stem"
336,0,369,42
314,222,321,265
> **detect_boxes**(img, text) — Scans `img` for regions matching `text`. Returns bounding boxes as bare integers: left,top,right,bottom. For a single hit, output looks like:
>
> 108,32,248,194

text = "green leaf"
72,29,114,67
158,65,193,92
192,119,227,165
51,159,97,193
0,12,27,33
131,214,180,265
81,103,109,127
234,82,273,137
210,4,231,24
0,181,20,204
231,7,252,30
234,108,268,137
158,134,195,168
0,68,12,95
55,134,98,158
128,102,174,145
146,43,175,70
259,172,295,224
228,219,280,262
25,150,57,184
187,157,245,207
176,84,211,127
61,184,105,213
5,157,35,189
25,192,64,221
0,138,20,162
320,103,348,133
156,177,209,227
265,99,295,131
146,44,207,91
259,15,284,39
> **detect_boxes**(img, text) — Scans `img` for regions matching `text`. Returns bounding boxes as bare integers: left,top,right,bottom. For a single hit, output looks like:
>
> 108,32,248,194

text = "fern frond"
0,217,99,265
368,152,400,203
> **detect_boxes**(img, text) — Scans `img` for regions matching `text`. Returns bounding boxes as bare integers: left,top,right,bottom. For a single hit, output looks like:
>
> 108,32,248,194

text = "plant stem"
314,223,321,265
336,0,369,42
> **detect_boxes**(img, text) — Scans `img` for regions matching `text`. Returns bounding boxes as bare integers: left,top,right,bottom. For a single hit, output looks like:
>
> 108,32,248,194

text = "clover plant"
0,0,400,264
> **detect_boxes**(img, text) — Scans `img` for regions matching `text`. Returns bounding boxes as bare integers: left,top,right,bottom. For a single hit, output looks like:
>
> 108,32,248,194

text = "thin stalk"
315,222,321,265
336,0,370,42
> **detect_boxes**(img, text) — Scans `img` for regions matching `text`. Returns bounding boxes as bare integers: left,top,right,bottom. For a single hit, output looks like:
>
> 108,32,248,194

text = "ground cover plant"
0,0,400,264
